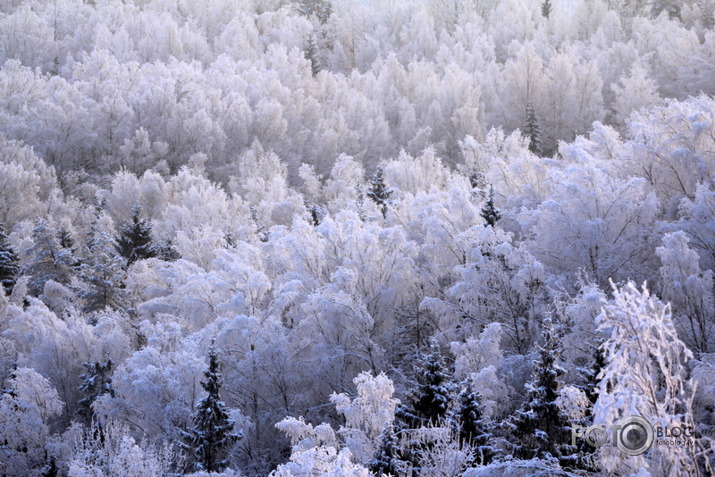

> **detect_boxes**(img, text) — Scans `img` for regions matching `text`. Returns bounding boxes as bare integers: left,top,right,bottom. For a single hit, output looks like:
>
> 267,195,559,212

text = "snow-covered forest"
1,0,715,475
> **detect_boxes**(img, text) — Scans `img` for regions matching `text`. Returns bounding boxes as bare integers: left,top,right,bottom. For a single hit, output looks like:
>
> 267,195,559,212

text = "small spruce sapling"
0,224,19,296
367,167,392,219
480,186,501,227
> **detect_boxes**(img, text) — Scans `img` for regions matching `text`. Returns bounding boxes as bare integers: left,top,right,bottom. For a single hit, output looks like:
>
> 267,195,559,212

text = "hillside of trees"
1,0,715,476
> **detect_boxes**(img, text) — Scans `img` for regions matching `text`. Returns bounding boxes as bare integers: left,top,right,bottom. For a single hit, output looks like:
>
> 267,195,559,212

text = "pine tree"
115,205,156,266
183,348,241,473
503,318,575,463
0,224,19,296
77,359,115,424
368,424,406,477
541,0,553,19
367,167,392,219
451,379,494,465
24,219,76,296
525,102,543,156
480,186,501,227
79,214,127,313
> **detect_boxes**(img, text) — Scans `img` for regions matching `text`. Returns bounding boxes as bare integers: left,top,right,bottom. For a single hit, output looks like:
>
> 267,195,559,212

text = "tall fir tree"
367,167,392,219
450,379,494,465
0,224,19,296
525,102,543,157
541,0,553,19
503,318,576,464
79,213,127,313
115,205,156,266
367,424,406,477
480,186,501,227
182,348,241,473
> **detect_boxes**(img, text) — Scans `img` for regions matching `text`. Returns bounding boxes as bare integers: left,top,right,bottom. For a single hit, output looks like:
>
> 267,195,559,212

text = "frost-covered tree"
541,0,553,19
0,368,64,477
594,282,712,476
331,371,401,463
115,205,156,266
657,231,714,354
68,421,173,477
0,224,19,296
182,348,241,473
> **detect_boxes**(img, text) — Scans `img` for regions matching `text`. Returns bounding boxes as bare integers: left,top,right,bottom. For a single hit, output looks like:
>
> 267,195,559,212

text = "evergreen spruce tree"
24,219,76,296
367,424,406,477
541,0,553,19
480,186,501,227
367,167,392,219
77,359,115,424
183,348,241,473
525,102,543,156
0,224,19,296
79,214,127,313
503,318,575,463
305,34,322,77
399,341,454,428
115,205,156,266
451,379,494,465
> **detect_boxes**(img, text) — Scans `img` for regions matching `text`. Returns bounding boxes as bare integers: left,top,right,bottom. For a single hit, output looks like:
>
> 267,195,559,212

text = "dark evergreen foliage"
182,348,241,473
451,379,494,465
368,424,406,477
400,341,454,428
0,224,19,296
77,359,115,424
367,167,392,219
115,205,156,265
541,0,553,19
154,240,181,261
525,102,544,156
480,186,501,227
503,318,576,464
305,35,322,77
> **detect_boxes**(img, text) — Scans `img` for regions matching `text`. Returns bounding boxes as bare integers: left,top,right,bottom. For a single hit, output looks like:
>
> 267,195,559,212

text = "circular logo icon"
616,415,654,456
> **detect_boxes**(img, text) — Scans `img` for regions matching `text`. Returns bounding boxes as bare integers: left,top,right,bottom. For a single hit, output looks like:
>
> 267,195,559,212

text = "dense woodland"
1,0,715,475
